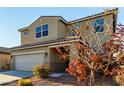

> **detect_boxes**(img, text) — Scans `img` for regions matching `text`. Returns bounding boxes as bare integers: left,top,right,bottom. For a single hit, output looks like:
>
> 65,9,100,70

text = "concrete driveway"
0,70,33,85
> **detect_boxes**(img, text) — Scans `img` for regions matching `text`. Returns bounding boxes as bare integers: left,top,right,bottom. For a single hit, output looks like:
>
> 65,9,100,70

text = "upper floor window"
92,18,104,32
42,24,48,36
36,26,42,38
35,24,48,38
24,31,28,37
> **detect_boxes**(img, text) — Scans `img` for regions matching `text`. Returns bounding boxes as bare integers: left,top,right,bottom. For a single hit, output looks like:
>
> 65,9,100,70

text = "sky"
0,7,123,48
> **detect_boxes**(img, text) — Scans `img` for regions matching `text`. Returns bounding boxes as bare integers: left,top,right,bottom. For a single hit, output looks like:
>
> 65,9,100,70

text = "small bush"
18,79,33,86
113,66,124,85
33,63,50,78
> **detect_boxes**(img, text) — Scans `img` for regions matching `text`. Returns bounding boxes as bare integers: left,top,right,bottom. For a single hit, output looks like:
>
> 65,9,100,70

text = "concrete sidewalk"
0,70,32,85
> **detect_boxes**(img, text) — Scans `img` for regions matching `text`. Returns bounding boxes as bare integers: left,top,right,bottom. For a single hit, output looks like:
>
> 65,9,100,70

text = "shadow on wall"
50,47,69,72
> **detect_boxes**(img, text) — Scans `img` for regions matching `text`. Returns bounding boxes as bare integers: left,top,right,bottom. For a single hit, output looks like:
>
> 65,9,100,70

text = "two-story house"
10,8,118,72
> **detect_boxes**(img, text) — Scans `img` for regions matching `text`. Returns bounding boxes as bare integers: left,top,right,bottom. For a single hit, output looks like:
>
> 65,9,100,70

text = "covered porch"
49,44,70,72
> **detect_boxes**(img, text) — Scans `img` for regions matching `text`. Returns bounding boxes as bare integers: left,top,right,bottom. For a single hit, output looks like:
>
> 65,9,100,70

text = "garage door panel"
15,53,44,71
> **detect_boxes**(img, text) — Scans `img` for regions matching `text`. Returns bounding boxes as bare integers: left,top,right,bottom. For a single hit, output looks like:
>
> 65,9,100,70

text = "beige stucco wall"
20,14,115,46
21,29,30,45
30,17,59,44
21,17,61,45
50,48,66,72
57,20,67,39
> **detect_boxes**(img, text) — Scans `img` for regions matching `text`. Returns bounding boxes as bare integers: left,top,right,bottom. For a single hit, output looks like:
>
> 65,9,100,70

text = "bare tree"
54,9,124,86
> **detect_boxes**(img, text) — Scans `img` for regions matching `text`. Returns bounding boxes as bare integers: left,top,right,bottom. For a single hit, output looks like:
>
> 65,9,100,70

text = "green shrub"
18,79,33,86
33,63,50,78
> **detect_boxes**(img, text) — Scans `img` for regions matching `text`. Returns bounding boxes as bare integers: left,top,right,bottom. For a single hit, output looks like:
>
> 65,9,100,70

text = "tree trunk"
89,63,95,86
89,69,95,86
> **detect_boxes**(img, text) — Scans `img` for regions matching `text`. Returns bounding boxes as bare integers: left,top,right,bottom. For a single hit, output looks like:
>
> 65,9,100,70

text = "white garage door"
15,52,45,71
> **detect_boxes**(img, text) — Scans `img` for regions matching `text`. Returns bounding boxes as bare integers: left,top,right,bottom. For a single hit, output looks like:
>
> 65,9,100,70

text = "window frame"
35,24,48,39
42,24,48,37
92,18,104,33
35,26,42,38
23,31,28,37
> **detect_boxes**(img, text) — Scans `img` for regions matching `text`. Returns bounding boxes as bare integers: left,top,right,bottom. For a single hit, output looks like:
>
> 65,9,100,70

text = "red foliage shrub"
104,67,119,76
90,54,103,63
90,55,98,62
66,59,86,81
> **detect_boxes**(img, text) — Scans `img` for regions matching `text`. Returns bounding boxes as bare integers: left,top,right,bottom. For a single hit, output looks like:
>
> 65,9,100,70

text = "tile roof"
68,8,118,24
0,47,10,54
10,38,79,50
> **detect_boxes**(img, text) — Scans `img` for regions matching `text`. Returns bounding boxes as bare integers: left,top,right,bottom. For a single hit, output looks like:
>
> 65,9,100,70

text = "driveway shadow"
0,70,33,78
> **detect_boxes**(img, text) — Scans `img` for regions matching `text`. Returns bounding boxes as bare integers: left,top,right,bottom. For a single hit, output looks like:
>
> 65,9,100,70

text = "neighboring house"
0,47,11,71
10,8,118,72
